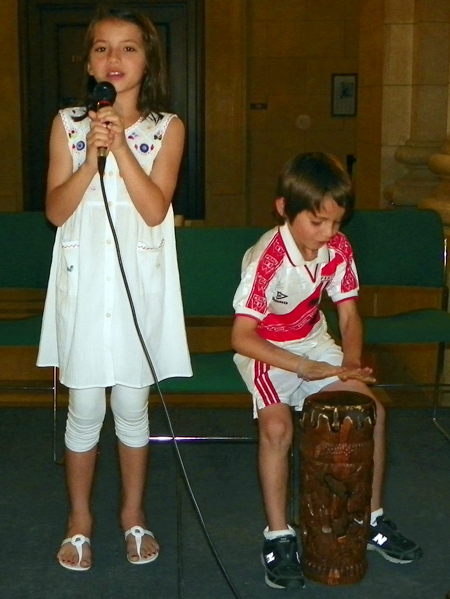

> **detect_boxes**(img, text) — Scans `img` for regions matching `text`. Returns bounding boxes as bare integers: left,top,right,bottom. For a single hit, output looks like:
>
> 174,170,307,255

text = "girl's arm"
45,114,99,226
231,314,347,381
114,116,185,226
95,107,185,227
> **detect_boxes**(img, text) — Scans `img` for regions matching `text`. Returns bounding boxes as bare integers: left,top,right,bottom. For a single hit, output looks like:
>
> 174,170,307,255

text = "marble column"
358,1,450,391
383,1,448,207
420,141,450,390
418,1,450,384
421,143,450,233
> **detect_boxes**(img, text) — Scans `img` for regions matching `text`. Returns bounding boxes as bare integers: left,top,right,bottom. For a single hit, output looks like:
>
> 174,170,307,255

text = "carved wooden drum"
299,390,376,586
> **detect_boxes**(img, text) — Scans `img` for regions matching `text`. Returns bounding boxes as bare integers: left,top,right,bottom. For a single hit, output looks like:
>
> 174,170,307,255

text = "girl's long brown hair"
74,5,170,121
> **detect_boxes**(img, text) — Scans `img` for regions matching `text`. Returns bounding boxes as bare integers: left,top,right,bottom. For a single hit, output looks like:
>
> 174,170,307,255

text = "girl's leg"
321,379,385,511
110,384,158,561
257,402,294,530
57,387,106,569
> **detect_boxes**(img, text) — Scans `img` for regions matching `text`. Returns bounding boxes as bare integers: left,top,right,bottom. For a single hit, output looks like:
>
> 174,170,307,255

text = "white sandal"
124,526,159,565
58,534,91,571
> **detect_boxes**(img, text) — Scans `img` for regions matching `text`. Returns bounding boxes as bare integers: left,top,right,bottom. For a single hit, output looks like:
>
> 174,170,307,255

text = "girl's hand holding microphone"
85,111,111,169
88,106,127,157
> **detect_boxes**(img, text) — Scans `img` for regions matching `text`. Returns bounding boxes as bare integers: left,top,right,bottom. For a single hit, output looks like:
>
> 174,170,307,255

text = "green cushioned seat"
0,315,43,347
0,212,55,289
175,227,267,317
154,352,247,394
364,310,450,344
325,308,450,345
341,208,444,288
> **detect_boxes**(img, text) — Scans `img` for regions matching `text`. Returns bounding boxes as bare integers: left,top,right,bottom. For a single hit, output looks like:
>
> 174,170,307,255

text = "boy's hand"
297,358,347,382
296,358,376,384
338,367,376,384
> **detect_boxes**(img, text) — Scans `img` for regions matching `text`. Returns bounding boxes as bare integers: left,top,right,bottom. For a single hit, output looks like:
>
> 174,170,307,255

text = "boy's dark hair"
273,152,355,224
74,5,169,120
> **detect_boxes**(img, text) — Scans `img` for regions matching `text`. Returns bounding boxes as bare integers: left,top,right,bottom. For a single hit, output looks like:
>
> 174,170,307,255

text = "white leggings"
65,385,150,452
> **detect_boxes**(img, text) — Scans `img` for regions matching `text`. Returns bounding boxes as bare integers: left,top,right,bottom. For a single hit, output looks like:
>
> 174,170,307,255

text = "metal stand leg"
432,387,450,442
431,345,450,442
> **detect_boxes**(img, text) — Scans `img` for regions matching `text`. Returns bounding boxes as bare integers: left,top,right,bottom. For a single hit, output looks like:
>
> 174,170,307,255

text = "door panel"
20,0,204,218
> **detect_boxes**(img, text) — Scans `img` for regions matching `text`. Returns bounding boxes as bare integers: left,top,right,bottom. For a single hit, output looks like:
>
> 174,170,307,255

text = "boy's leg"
321,379,422,564
233,353,305,587
258,403,293,530
258,403,304,589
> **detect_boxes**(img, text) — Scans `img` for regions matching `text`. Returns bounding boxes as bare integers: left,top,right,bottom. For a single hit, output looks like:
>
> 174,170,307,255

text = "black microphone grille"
93,81,117,105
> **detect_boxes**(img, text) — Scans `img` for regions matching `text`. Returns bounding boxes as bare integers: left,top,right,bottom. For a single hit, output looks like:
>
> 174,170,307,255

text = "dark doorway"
19,0,204,219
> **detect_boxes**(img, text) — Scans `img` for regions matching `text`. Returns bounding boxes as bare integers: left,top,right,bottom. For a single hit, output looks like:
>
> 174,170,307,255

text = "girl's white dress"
37,108,192,389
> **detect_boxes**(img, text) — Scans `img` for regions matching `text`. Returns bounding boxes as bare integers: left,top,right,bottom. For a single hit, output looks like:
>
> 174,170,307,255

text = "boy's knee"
373,398,385,427
259,407,293,449
353,385,385,430
352,383,385,427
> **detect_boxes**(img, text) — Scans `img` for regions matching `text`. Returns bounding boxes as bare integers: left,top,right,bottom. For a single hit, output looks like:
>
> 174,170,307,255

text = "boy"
231,152,422,590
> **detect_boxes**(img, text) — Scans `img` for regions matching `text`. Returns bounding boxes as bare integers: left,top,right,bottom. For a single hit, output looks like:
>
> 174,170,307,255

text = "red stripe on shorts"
254,360,279,407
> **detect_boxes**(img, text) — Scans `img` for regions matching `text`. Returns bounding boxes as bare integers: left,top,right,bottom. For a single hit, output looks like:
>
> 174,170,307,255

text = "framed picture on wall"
331,73,358,117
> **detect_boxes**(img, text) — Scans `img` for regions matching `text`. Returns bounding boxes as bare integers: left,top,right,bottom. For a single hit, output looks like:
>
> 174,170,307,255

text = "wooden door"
19,0,204,218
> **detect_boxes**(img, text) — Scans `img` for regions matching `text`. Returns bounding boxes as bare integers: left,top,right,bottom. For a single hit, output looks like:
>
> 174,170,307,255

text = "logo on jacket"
273,291,288,305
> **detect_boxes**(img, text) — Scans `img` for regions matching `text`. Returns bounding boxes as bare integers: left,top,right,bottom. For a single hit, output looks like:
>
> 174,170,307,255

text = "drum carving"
299,390,376,585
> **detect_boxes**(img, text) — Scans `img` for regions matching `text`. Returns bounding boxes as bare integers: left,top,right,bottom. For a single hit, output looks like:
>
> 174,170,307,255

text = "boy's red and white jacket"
233,223,359,345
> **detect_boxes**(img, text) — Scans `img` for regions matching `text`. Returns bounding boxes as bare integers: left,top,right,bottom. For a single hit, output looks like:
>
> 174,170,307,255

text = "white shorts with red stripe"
233,331,343,417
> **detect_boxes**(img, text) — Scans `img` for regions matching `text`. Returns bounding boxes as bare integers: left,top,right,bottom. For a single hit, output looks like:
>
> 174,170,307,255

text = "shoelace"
266,538,301,571
372,518,413,548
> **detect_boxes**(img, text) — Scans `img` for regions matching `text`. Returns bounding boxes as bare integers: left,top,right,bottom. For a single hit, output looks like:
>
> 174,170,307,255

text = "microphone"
92,81,117,175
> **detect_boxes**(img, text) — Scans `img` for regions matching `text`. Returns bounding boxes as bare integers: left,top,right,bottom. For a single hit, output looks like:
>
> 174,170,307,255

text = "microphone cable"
99,171,244,599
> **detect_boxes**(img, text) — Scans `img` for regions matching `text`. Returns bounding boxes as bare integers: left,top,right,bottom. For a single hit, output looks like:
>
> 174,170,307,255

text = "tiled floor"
1,406,449,599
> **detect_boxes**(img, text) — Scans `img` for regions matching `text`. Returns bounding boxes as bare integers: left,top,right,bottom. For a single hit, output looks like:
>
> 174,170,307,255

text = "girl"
37,7,192,571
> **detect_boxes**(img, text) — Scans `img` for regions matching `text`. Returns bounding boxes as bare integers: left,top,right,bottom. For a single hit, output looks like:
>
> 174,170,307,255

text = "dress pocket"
58,240,80,296
136,238,164,296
